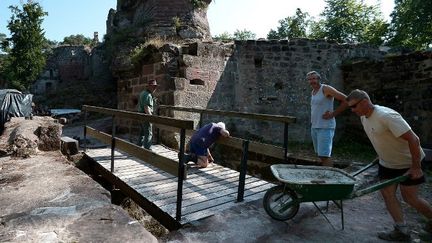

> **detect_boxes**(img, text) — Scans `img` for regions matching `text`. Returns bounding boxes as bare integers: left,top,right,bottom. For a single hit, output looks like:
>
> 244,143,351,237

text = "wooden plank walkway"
84,145,275,225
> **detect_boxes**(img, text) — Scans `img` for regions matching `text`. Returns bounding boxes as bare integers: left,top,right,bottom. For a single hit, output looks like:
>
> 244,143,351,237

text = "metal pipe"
176,128,186,221
283,123,288,162
111,115,116,173
84,109,87,152
237,140,249,202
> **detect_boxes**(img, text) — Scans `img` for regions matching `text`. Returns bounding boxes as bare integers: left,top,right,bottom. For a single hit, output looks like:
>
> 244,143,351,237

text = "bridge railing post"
111,115,116,173
156,107,160,144
176,128,186,221
283,122,288,162
237,140,249,202
83,109,87,152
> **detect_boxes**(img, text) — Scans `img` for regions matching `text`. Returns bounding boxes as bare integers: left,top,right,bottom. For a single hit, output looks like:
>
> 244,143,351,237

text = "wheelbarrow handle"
350,157,379,177
350,175,409,198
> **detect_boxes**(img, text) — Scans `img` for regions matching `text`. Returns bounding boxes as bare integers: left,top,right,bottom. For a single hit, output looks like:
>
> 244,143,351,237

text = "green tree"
0,33,8,53
42,39,58,57
2,2,47,91
213,32,233,42
267,8,309,39
233,29,256,40
61,34,93,46
388,0,432,50
310,0,388,44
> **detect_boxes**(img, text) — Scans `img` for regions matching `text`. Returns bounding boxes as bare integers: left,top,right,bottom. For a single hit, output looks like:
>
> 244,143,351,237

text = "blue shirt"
190,123,222,148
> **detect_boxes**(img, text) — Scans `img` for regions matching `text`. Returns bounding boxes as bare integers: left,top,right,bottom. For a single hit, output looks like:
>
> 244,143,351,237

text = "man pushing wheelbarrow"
346,90,432,241
264,89,431,242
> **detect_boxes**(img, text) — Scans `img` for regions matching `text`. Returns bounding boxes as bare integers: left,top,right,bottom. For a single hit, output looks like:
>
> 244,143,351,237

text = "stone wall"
114,42,232,146
343,51,432,147
202,39,384,145
114,39,386,147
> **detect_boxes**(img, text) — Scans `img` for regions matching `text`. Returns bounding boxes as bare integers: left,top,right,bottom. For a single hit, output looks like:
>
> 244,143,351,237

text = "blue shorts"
190,141,207,156
311,128,335,157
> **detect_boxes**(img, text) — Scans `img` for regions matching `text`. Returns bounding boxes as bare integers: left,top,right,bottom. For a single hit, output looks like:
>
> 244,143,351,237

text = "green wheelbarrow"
263,159,408,229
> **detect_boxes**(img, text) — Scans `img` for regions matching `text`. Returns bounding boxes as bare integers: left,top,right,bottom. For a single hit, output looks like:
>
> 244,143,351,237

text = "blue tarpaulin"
0,89,33,133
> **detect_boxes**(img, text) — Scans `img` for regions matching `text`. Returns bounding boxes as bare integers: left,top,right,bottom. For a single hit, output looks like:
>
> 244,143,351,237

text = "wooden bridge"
82,105,296,230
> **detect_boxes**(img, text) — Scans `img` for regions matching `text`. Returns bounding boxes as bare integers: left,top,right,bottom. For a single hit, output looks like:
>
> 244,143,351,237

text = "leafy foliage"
213,29,256,42
233,29,256,40
313,0,388,44
265,1,387,45
267,8,309,39
190,0,208,9
1,2,47,91
61,34,94,46
388,0,432,50
213,32,233,42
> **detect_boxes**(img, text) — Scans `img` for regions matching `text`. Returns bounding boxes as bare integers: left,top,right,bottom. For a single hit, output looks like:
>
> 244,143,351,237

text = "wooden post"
156,107,160,144
84,110,87,152
176,128,186,221
111,115,116,173
283,123,288,162
237,140,249,202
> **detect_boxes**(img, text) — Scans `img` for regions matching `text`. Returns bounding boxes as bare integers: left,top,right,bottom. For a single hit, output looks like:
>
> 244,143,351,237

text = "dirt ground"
3,118,430,242
62,119,432,243
162,168,432,243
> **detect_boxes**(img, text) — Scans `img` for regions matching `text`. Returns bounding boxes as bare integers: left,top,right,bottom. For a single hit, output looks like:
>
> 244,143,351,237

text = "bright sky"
207,0,395,38
0,0,395,41
0,0,117,42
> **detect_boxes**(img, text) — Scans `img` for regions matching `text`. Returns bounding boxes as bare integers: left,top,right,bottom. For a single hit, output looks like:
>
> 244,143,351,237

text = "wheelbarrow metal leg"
312,200,345,230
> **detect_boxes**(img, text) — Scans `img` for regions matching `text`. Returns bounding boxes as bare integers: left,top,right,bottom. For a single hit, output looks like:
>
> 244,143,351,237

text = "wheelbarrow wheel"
263,185,299,221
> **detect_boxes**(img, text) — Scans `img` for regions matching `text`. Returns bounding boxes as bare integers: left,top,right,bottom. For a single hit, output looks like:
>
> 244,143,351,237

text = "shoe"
425,220,432,233
377,226,410,242
177,153,197,164
418,230,432,242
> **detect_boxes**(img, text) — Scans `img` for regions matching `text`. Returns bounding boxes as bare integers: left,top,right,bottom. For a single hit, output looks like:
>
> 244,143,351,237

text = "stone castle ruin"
37,0,432,148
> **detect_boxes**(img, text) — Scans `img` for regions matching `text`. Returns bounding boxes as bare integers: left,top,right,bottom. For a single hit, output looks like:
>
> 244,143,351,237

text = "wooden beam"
82,105,194,129
86,126,186,177
158,105,296,124
154,124,287,160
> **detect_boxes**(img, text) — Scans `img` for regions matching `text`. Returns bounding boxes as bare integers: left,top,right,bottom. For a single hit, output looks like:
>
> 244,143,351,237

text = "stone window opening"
45,82,53,92
190,79,205,86
254,57,263,68
274,82,284,90
49,69,54,79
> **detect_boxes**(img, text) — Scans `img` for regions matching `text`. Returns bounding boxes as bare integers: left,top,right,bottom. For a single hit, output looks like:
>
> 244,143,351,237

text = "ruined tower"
106,0,213,41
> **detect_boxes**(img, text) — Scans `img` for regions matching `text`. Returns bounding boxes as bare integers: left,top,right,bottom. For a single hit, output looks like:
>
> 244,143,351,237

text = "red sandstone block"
142,64,154,75
185,68,209,81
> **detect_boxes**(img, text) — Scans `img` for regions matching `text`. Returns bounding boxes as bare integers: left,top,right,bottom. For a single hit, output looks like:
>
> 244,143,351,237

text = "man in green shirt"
137,79,157,149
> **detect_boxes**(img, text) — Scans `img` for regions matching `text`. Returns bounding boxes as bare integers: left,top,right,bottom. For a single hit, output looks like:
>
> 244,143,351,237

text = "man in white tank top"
307,71,348,166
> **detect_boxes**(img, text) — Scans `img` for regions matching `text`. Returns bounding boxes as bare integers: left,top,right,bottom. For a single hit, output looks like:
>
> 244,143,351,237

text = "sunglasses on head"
349,99,363,109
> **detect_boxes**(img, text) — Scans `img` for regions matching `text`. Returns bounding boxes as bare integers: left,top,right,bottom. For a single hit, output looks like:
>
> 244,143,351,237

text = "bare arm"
207,148,214,162
399,130,423,178
144,106,152,115
322,85,348,119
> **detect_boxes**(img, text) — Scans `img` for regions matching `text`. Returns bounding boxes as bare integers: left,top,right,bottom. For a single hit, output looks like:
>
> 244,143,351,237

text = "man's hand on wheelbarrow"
406,167,423,179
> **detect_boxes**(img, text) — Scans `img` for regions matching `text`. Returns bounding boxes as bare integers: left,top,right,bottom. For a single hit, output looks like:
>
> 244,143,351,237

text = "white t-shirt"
361,105,425,169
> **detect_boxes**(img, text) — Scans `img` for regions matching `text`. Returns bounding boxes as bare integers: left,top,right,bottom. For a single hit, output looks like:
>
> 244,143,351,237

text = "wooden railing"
83,105,297,223
158,105,297,161
158,105,297,201
82,105,194,221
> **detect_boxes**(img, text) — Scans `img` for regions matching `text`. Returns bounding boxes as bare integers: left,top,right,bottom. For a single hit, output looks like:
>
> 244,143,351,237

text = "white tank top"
311,84,336,128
